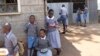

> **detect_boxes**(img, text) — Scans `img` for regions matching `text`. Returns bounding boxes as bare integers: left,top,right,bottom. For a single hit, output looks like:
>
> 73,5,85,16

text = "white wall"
47,3,69,20
97,0,100,10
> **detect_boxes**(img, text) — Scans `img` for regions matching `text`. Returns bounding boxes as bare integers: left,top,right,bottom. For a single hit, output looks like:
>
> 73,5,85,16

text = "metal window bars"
0,0,18,13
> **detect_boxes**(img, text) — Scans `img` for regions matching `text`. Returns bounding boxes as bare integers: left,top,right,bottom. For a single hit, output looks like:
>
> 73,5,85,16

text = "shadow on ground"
62,24,100,43
60,35,81,56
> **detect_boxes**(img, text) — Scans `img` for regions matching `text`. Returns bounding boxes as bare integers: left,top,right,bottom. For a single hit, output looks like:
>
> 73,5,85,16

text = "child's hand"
48,26,56,28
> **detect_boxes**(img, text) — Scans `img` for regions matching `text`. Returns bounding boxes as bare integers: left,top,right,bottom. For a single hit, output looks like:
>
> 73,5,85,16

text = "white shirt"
41,36,46,40
47,16,54,20
60,7,68,15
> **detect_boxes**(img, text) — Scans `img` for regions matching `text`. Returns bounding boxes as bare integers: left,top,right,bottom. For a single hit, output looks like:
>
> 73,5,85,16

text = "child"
3,23,19,56
76,8,82,26
83,6,88,27
25,15,38,56
36,29,52,56
45,9,61,56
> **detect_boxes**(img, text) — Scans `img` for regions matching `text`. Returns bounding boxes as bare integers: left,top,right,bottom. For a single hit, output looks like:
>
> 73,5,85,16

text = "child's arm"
24,23,29,33
47,39,52,49
45,17,49,31
35,39,41,51
36,23,39,37
54,20,59,28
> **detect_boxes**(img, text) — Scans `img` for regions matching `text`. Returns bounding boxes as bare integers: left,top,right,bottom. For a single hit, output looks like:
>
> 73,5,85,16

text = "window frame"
0,0,21,15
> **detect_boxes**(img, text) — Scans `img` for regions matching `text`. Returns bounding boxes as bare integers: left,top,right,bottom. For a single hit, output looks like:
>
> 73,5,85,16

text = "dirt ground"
60,24,100,56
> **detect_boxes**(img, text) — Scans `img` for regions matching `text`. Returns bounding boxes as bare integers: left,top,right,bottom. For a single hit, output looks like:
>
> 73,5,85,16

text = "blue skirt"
47,29,61,48
37,49,52,56
28,36,37,48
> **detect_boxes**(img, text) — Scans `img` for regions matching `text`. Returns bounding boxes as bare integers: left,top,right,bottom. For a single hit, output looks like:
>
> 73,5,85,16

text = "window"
0,0,21,15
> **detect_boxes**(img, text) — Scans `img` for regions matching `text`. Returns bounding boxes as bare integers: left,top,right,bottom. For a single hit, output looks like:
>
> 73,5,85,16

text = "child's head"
39,29,46,38
29,15,35,24
48,9,54,18
62,4,65,7
2,23,11,34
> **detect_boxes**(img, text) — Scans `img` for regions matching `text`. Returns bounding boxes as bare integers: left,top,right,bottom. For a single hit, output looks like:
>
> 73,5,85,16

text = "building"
47,0,98,24
0,0,45,46
0,0,98,46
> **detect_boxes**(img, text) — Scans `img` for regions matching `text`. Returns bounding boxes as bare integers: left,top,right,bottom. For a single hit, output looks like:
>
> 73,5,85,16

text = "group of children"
76,6,88,27
25,9,61,56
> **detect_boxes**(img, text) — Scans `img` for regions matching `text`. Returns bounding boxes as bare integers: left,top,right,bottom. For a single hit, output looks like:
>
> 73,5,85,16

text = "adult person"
57,4,68,34
2,23,19,56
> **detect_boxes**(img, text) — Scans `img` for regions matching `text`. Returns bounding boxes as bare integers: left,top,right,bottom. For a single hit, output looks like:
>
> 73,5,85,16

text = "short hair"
62,4,65,7
40,29,47,33
48,9,54,13
3,23,11,30
29,15,35,19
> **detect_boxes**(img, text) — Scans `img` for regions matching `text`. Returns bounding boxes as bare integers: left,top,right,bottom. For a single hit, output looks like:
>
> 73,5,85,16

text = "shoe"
61,32,65,34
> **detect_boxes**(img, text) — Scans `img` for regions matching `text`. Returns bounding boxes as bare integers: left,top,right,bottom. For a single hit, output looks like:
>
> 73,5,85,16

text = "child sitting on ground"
35,29,52,56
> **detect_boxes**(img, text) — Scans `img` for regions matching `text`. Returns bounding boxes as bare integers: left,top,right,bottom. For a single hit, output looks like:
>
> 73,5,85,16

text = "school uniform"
36,36,52,56
46,16,61,48
4,31,19,56
76,10,81,23
58,7,68,26
25,22,38,56
83,7,88,24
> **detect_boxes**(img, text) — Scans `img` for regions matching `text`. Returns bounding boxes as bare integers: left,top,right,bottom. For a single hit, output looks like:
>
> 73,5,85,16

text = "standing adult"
3,23,19,56
57,4,68,34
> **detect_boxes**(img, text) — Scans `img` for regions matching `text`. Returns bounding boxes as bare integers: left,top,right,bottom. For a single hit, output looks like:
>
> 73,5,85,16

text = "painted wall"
47,3,73,24
47,0,98,24
87,0,98,23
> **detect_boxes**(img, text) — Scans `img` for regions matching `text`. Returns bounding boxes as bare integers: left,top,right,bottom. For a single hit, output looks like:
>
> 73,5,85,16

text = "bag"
17,41,25,56
13,41,24,56
15,52,19,56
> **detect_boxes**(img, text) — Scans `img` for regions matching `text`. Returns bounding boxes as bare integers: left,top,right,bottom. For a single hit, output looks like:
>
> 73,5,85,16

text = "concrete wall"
97,10,100,22
68,3,73,24
87,0,98,24
47,2,73,25
0,0,45,46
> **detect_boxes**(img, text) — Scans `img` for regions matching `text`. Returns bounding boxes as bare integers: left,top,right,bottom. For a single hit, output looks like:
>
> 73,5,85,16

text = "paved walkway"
60,24,100,56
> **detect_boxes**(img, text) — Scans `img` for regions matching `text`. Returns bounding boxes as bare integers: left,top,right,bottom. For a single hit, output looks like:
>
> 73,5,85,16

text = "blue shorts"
77,15,81,22
57,15,68,26
28,36,37,48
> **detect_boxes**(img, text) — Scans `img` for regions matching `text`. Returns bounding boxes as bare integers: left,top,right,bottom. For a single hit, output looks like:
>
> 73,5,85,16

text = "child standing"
25,15,38,56
76,8,82,26
83,6,88,27
36,29,52,56
45,9,61,56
